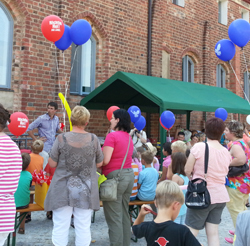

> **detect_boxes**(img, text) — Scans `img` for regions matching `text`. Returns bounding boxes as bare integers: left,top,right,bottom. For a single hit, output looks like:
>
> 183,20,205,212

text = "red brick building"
1,0,250,140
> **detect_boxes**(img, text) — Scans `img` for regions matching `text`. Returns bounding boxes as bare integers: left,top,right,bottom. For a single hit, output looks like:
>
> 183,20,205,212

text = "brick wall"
2,0,250,142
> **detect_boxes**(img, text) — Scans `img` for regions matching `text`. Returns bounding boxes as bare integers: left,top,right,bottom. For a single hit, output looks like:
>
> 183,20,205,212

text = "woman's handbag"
228,141,249,177
228,164,249,177
99,137,131,202
185,142,211,209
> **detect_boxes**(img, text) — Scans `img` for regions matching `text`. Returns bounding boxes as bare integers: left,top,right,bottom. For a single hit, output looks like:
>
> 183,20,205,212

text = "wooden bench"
6,204,43,246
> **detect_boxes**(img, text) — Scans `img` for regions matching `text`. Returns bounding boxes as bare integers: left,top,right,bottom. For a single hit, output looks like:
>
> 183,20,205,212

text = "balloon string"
242,49,250,103
64,45,78,104
55,46,65,131
229,61,250,105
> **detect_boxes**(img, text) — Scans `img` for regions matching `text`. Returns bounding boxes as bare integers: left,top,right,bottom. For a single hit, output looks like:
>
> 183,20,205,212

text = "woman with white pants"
44,106,103,246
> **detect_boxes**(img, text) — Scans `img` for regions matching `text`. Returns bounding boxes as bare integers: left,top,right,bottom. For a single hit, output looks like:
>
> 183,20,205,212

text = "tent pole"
186,111,191,130
160,107,165,170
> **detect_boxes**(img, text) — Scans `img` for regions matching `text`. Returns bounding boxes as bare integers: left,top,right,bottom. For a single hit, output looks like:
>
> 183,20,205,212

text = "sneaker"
225,237,234,244
228,230,235,236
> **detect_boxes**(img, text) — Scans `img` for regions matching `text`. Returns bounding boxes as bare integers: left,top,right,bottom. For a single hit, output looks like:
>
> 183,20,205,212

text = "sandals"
46,211,53,220
25,214,31,223
18,228,25,234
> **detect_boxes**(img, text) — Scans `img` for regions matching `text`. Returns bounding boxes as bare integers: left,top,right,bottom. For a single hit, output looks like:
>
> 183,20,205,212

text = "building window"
182,56,194,82
218,0,228,25
70,36,96,95
172,0,185,7
242,9,249,23
216,64,226,88
0,2,14,88
162,51,170,79
244,71,250,100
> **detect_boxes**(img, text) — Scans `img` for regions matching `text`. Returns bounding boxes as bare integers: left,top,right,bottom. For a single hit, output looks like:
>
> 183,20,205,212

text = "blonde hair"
141,150,154,165
155,180,184,209
71,106,90,127
31,140,44,154
171,140,187,153
144,142,157,156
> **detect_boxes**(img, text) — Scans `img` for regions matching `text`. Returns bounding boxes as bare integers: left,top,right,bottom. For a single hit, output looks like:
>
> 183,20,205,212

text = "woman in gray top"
44,106,103,246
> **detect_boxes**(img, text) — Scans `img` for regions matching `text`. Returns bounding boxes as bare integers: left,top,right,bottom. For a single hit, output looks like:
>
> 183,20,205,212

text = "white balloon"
246,115,250,125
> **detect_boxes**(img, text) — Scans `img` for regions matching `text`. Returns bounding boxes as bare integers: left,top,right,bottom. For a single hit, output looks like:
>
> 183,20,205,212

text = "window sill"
218,22,227,26
172,3,185,8
70,93,90,97
0,88,14,92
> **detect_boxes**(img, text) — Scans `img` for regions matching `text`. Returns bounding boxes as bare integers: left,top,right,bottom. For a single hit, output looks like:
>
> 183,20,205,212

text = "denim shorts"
185,202,226,230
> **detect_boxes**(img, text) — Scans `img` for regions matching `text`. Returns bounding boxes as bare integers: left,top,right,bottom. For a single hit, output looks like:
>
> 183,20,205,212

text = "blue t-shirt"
138,167,159,201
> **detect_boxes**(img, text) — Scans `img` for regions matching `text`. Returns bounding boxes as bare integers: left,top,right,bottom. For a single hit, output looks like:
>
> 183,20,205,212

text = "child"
25,140,44,221
137,146,146,170
171,140,187,154
137,151,159,201
132,180,201,246
14,153,32,234
158,142,172,183
133,147,143,174
130,148,139,201
171,152,189,225
144,142,160,171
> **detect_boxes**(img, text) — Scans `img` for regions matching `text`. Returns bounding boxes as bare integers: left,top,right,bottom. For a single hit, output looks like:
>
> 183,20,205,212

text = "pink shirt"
102,131,133,176
162,155,171,180
191,142,232,204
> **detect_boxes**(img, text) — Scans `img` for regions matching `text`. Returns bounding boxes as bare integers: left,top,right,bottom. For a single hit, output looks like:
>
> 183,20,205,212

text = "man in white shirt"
130,128,147,148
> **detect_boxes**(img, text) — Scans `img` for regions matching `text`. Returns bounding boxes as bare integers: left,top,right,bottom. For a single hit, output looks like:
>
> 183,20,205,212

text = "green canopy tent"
80,71,250,154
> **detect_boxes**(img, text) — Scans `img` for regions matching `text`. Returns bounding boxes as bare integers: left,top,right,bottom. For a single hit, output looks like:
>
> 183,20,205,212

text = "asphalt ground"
4,205,248,246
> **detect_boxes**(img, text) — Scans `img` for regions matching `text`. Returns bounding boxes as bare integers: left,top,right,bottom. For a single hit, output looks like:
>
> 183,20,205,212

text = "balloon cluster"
160,111,175,131
215,19,250,61
128,106,146,131
41,15,92,51
106,106,146,131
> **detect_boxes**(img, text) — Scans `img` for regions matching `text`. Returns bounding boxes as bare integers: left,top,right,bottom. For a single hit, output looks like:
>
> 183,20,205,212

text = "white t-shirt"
131,130,147,148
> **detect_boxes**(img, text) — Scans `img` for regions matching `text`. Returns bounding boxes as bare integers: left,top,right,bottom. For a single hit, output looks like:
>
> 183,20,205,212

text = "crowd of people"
0,102,250,246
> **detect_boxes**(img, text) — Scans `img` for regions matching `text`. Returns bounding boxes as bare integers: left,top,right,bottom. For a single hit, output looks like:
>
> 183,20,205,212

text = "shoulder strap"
204,142,209,177
117,136,131,179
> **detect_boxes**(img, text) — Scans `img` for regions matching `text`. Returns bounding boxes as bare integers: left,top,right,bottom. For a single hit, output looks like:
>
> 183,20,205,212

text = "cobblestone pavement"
5,206,249,246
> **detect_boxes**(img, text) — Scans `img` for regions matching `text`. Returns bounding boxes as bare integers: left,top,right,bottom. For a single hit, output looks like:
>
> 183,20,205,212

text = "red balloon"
106,106,120,121
8,112,29,137
41,15,65,42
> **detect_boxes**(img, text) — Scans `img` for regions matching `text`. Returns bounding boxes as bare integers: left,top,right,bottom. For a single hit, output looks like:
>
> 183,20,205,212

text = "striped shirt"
130,162,139,199
0,135,22,233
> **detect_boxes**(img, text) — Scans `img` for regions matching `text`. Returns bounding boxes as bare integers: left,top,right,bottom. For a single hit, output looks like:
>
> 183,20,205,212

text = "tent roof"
80,71,250,114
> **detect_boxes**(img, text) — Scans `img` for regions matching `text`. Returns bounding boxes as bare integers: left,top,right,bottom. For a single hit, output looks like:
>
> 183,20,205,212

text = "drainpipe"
147,0,153,76
146,0,153,138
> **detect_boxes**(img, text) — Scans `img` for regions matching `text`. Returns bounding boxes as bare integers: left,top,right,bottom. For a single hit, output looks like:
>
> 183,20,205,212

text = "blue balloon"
55,24,72,51
134,116,146,131
214,39,236,62
215,108,228,121
160,111,175,130
128,106,141,123
228,19,250,48
70,19,92,46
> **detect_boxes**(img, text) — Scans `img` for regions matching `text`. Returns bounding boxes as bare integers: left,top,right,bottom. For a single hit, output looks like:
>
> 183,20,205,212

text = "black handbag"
228,141,249,177
185,143,211,209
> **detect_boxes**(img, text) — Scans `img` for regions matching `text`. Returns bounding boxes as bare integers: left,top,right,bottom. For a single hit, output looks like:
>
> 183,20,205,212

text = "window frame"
70,36,96,96
218,0,228,25
0,2,14,89
216,64,226,88
182,55,194,83
242,9,249,23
